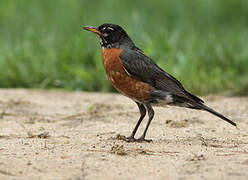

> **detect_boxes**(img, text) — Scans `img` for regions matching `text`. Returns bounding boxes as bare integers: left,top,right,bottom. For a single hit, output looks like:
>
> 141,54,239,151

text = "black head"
83,23,135,49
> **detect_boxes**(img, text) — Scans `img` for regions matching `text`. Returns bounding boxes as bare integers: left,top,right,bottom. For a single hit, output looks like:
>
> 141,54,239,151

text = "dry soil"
0,89,248,180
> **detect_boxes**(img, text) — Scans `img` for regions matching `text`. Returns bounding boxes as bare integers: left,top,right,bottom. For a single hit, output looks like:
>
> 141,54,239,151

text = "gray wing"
119,48,204,104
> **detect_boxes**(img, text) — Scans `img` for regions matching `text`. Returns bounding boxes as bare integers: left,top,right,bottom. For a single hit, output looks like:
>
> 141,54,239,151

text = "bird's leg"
137,104,154,142
124,102,146,142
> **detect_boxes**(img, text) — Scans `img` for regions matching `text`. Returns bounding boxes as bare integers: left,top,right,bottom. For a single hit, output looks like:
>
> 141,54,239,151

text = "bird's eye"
107,27,114,31
102,27,115,33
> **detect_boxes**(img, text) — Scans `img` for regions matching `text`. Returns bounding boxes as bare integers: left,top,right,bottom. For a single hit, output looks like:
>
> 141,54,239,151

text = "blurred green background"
0,0,248,95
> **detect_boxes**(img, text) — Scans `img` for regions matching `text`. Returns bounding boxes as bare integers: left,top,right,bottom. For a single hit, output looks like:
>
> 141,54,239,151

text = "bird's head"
82,23,134,49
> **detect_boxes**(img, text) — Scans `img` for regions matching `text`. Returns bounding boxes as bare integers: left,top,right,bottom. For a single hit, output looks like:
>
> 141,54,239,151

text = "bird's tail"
196,103,236,127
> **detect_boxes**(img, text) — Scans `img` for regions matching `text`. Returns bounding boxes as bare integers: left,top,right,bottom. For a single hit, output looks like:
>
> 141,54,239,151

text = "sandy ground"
0,89,248,180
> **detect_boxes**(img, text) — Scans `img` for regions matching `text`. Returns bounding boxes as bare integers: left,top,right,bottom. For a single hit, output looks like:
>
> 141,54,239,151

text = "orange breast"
102,48,154,103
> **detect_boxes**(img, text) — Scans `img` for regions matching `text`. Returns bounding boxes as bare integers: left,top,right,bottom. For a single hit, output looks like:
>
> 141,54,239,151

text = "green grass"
0,0,248,95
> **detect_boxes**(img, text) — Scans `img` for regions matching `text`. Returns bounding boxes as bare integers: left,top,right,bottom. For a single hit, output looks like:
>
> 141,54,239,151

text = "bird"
82,23,236,142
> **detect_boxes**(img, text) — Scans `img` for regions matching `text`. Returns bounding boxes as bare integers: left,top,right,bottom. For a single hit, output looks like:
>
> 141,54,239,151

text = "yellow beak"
82,26,103,36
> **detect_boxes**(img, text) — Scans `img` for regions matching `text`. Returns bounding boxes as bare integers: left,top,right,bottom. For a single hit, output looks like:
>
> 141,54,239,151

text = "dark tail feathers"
197,104,236,127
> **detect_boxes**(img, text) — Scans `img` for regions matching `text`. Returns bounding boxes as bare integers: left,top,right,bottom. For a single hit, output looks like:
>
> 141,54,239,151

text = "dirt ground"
0,89,248,180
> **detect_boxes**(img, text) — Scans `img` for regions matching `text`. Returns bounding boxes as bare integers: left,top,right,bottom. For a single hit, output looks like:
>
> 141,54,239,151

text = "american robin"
82,23,236,142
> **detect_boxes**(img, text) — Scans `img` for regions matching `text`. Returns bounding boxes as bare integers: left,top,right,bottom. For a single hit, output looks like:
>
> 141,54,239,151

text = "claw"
117,135,136,142
117,134,152,143
136,137,152,143
124,136,136,142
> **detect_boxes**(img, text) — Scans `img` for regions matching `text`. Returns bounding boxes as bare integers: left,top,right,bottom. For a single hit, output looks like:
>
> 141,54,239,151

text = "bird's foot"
136,137,152,143
117,134,152,143
124,136,137,142
116,135,136,142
